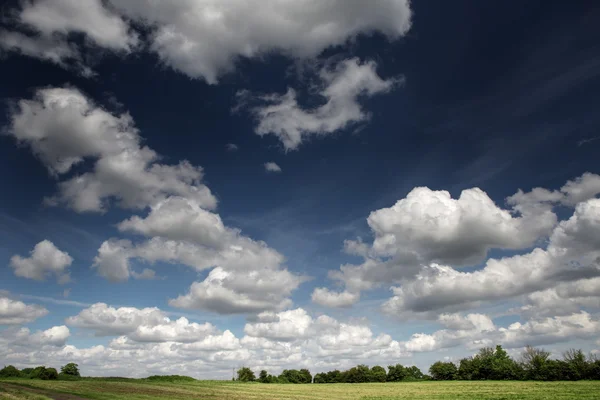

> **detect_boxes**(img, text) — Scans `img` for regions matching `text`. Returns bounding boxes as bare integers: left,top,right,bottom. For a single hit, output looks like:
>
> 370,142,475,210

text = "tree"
429,361,457,380
258,370,268,383
60,363,80,377
387,364,407,382
521,345,551,380
0,365,20,378
39,367,58,380
562,349,588,380
370,366,387,382
237,367,256,382
405,366,424,381
299,369,312,384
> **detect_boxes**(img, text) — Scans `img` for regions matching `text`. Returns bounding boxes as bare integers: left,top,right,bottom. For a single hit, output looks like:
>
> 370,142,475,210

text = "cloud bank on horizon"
1,0,599,379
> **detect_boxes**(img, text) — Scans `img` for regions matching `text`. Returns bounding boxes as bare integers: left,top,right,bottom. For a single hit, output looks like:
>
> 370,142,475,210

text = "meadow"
2,379,600,400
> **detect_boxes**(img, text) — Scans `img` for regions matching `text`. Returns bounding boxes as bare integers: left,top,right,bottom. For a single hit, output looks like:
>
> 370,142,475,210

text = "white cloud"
401,311,600,353
0,0,136,75
498,312,600,348
516,278,600,318
311,288,360,308
10,240,73,283
0,295,48,325
244,308,313,341
367,186,556,266
93,195,306,314
0,30,83,71
169,266,301,314
8,325,71,348
509,172,600,208
0,305,414,377
226,143,239,152
110,0,411,83
264,162,282,173
3,1,411,83
382,198,600,316
130,318,216,343
66,303,167,336
316,174,600,313
8,87,303,315
6,87,217,212
18,0,137,51
249,58,399,150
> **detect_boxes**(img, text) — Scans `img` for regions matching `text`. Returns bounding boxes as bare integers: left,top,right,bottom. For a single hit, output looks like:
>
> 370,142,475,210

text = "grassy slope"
1,379,600,400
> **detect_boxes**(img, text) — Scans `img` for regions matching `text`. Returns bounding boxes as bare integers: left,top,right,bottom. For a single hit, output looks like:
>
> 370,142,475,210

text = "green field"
2,379,600,400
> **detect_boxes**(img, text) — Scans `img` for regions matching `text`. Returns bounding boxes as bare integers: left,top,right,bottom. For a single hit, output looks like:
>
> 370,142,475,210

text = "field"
2,379,600,400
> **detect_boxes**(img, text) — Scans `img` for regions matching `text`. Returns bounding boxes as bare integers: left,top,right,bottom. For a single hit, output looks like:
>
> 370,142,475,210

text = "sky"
1,0,600,379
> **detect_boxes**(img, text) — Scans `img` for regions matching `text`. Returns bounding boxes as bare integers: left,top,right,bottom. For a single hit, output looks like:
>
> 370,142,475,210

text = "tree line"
0,363,80,380
429,345,600,381
237,345,600,383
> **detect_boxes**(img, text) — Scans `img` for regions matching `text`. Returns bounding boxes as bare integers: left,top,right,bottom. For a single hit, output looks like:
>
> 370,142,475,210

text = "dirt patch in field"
0,383,88,400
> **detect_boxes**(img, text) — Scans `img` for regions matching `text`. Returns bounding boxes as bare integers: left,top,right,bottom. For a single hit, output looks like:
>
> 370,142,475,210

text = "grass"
1,379,599,399
0,385,51,400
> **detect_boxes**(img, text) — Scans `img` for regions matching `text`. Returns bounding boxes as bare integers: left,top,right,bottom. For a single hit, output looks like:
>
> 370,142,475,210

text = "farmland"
1,379,600,400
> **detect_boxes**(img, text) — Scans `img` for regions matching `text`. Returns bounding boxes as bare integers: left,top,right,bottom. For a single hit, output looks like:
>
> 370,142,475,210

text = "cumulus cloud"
89,196,306,314
6,325,71,348
383,198,600,316
0,305,413,377
401,311,600,353
311,288,360,308
66,303,167,336
2,1,411,83
315,173,600,317
110,0,411,83
7,88,304,315
9,240,73,283
0,295,48,325
264,162,282,173
247,58,399,150
0,0,136,75
6,87,216,212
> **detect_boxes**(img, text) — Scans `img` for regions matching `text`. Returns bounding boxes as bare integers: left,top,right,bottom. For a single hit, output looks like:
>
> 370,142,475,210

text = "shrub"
429,361,457,380
0,365,21,378
60,363,80,377
237,367,256,382
146,375,196,382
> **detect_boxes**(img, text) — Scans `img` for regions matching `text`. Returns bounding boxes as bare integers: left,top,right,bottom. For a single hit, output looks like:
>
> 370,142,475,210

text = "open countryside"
1,380,600,400
2,346,600,399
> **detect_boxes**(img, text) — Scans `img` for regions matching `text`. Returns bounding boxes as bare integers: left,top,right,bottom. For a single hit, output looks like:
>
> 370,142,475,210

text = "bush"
146,375,196,382
237,367,256,382
0,365,21,378
58,372,81,381
39,368,58,380
60,363,80,377
429,361,457,380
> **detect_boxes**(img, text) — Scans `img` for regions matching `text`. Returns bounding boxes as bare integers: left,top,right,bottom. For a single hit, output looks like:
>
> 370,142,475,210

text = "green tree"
60,363,80,377
370,366,387,382
429,361,457,380
521,345,551,380
405,365,424,380
387,364,407,382
39,367,58,380
237,367,256,382
258,370,268,383
0,365,20,378
299,369,312,383
562,349,588,380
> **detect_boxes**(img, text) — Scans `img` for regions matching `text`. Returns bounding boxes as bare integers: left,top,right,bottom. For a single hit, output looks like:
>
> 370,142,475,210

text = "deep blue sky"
1,0,599,377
